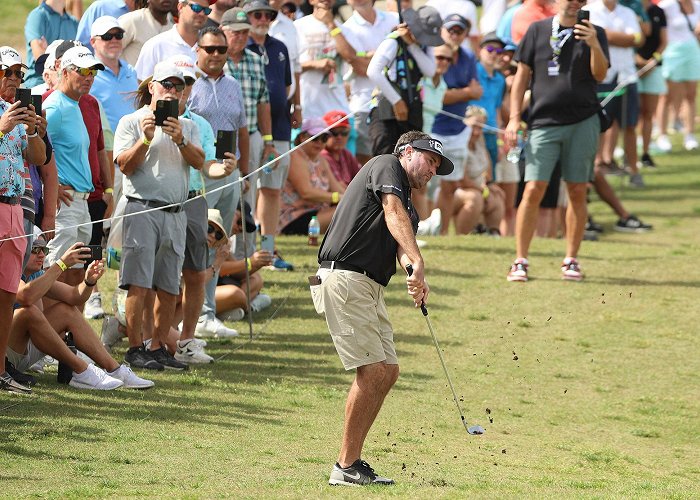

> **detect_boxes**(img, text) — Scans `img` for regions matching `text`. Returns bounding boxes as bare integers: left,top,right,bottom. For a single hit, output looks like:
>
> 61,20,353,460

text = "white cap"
164,54,201,82
152,61,186,85
60,46,106,71
0,46,28,69
90,15,124,38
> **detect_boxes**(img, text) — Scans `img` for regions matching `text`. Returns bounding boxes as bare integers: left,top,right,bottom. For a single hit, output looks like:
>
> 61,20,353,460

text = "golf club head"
467,425,485,435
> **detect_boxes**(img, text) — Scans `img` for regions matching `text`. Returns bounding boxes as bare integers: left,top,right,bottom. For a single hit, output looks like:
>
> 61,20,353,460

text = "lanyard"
550,17,574,65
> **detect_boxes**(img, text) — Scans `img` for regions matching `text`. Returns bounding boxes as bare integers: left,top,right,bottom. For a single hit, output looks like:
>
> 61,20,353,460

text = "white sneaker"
177,322,208,347
218,307,245,322
109,364,154,389
101,316,123,352
175,339,214,364
250,294,272,313
655,134,672,153
684,134,698,151
195,317,239,338
84,292,105,319
417,208,441,236
29,356,58,374
69,363,123,390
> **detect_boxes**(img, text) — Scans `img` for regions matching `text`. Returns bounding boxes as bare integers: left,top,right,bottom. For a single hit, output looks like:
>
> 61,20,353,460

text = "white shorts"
6,339,45,373
432,128,471,182
46,197,92,269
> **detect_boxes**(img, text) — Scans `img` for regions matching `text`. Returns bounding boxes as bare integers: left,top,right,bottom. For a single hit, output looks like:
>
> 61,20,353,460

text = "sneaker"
195,317,239,338
586,217,604,234
250,293,272,313
629,173,645,188
0,371,32,394
124,345,164,371
175,339,214,364
417,208,441,236
218,308,245,322
109,364,155,389
641,153,656,168
83,292,105,319
507,258,529,282
655,134,672,153
613,215,653,233
329,459,395,487
561,258,584,282
69,363,123,390
487,227,501,238
583,230,599,241
28,355,57,374
268,254,294,271
6,359,37,387
101,316,123,352
148,346,189,371
684,134,698,151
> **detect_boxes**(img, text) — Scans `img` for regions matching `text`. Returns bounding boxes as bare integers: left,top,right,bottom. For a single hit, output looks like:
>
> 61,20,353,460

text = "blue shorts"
662,40,700,82
599,82,640,128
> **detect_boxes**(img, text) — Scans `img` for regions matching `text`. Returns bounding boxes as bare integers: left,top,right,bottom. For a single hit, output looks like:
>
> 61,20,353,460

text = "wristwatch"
177,137,187,148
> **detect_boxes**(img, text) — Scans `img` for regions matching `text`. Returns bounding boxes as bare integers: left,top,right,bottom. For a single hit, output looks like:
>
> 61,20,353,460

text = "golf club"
406,265,485,436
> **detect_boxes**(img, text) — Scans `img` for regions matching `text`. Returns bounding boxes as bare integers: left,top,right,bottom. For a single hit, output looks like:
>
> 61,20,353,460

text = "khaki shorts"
314,269,397,371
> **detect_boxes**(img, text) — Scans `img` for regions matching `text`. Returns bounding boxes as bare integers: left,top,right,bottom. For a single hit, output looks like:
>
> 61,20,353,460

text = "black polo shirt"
516,17,609,128
318,154,418,287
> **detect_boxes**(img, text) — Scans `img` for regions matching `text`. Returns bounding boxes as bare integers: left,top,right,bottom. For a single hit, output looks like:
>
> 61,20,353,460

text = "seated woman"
320,110,362,187
279,117,346,235
452,106,506,236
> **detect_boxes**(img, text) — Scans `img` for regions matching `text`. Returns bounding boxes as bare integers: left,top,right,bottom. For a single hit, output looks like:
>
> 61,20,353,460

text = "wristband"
262,134,273,142
246,258,252,271
633,32,642,44
496,139,504,146
653,51,662,61
27,131,38,138
84,280,96,287
56,259,68,272
356,51,367,57
0,131,4,140
142,136,151,146
104,188,114,194
330,27,342,37
482,186,490,199
331,191,340,204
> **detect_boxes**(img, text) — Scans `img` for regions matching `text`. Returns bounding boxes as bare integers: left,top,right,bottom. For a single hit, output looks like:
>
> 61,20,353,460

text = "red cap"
323,110,350,129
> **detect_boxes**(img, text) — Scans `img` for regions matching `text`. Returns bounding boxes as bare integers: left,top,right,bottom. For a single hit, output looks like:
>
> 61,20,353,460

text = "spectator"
24,0,79,88
114,61,203,370
207,0,238,27
268,0,302,128
511,0,557,44
119,0,175,67
10,233,153,390
320,110,362,186
505,0,609,282
75,0,136,48
426,0,480,52
421,44,452,136
280,117,345,234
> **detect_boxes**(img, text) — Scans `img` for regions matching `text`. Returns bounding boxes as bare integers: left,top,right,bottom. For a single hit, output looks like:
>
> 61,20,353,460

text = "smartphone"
83,245,103,261
260,234,274,254
215,130,237,160
15,88,31,109
30,94,42,116
154,99,179,126
577,9,590,23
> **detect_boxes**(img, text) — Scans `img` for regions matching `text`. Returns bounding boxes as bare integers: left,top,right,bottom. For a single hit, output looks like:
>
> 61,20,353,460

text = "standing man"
76,0,136,48
119,0,175,67
114,62,204,370
316,130,453,486
505,0,609,282
268,0,302,128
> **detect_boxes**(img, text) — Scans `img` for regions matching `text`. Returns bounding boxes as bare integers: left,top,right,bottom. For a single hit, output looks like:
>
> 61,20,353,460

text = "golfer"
312,130,454,486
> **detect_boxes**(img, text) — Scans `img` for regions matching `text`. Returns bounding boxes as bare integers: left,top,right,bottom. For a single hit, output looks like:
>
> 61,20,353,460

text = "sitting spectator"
320,110,362,187
9,231,153,390
452,106,505,235
215,206,274,322
279,117,345,235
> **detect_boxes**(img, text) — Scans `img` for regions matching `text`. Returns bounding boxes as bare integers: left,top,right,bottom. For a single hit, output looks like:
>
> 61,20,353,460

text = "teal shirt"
183,107,215,192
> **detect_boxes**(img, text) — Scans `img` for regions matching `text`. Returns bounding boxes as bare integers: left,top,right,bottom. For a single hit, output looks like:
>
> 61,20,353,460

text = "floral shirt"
0,99,28,198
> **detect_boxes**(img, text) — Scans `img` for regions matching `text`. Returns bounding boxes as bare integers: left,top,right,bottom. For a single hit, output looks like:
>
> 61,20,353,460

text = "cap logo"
237,12,247,21
1,48,19,57
428,139,443,154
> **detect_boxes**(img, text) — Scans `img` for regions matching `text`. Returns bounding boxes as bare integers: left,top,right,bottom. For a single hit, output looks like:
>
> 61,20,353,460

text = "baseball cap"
243,0,277,14
480,32,505,48
403,6,444,47
179,0,218,4
301,117,327,136
442,13,469,31
152,61,186,85
221,7,251,30
164,54,201,83
397,137,454,176
0,46,28,69
60,46,105,70
90,15,124,38
323,110,350,129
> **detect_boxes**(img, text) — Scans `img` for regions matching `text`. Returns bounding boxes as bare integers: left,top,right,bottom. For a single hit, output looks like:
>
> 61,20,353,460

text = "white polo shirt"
660,0,700,45
119,8,175,67
342,8,399,113
586,0,641,84
134,25,196,81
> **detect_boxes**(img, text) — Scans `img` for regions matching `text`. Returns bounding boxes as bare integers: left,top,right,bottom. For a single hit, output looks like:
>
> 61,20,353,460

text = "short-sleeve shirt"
511,0,557,44
586,1,641,83
135,25,196,81
188,73,247,137
225,48,270,134
319,154,418,287
24,2,78,88
638,4,667,59
183,107,215,192
0,99,28,198
43,90,94,193
471,63,506,130
90,60,138,132
432,47,478,136
113,105,199,204
246,36,292,141
320,148,362,186
516,17,610,128
76,0,130,48
119,8,174,67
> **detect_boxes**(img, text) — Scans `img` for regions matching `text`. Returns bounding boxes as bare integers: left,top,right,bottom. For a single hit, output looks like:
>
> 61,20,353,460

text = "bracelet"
293,104,302,110
104,188,114,194
653,51,662,61
262,134,273,142
496,139,504,146
246,258,252,271
142,136,151,146
84,280,96,287
27,131,38,138
56,259,68,272
330,27,342,37
331,191,340,204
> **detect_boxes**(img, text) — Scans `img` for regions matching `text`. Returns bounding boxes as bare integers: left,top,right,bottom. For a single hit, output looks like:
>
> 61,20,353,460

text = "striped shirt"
225,49,269,134
188,72,247,138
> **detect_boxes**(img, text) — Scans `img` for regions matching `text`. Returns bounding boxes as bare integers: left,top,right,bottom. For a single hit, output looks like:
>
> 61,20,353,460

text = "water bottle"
308,216,320,246
506,131,524,163
57,332,77,384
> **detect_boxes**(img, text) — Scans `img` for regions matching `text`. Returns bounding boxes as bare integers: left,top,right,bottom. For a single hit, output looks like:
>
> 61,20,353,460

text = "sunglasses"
329,129,349,137
252,11,277,21
31,246,49,255
447,27,465,35
200,45,228,55
4,69,25,79
99,31,124,41
208,224,225,240
311,133,330,143
484,45,504,54
158,79,185,92
187,2,212,15
73,67,98,77
435,55,453,63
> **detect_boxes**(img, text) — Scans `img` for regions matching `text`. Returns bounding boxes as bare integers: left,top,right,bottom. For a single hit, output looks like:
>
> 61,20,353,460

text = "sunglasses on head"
158,79,185,92
252,11,277,21
208,224,225,240
31,246,49,255
484,45,504,54
187,2,212,15
73,67,98,77
329,129,349,137
201,45,228,55
311,133,329,143
99,31,124,41
435,54,453,63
